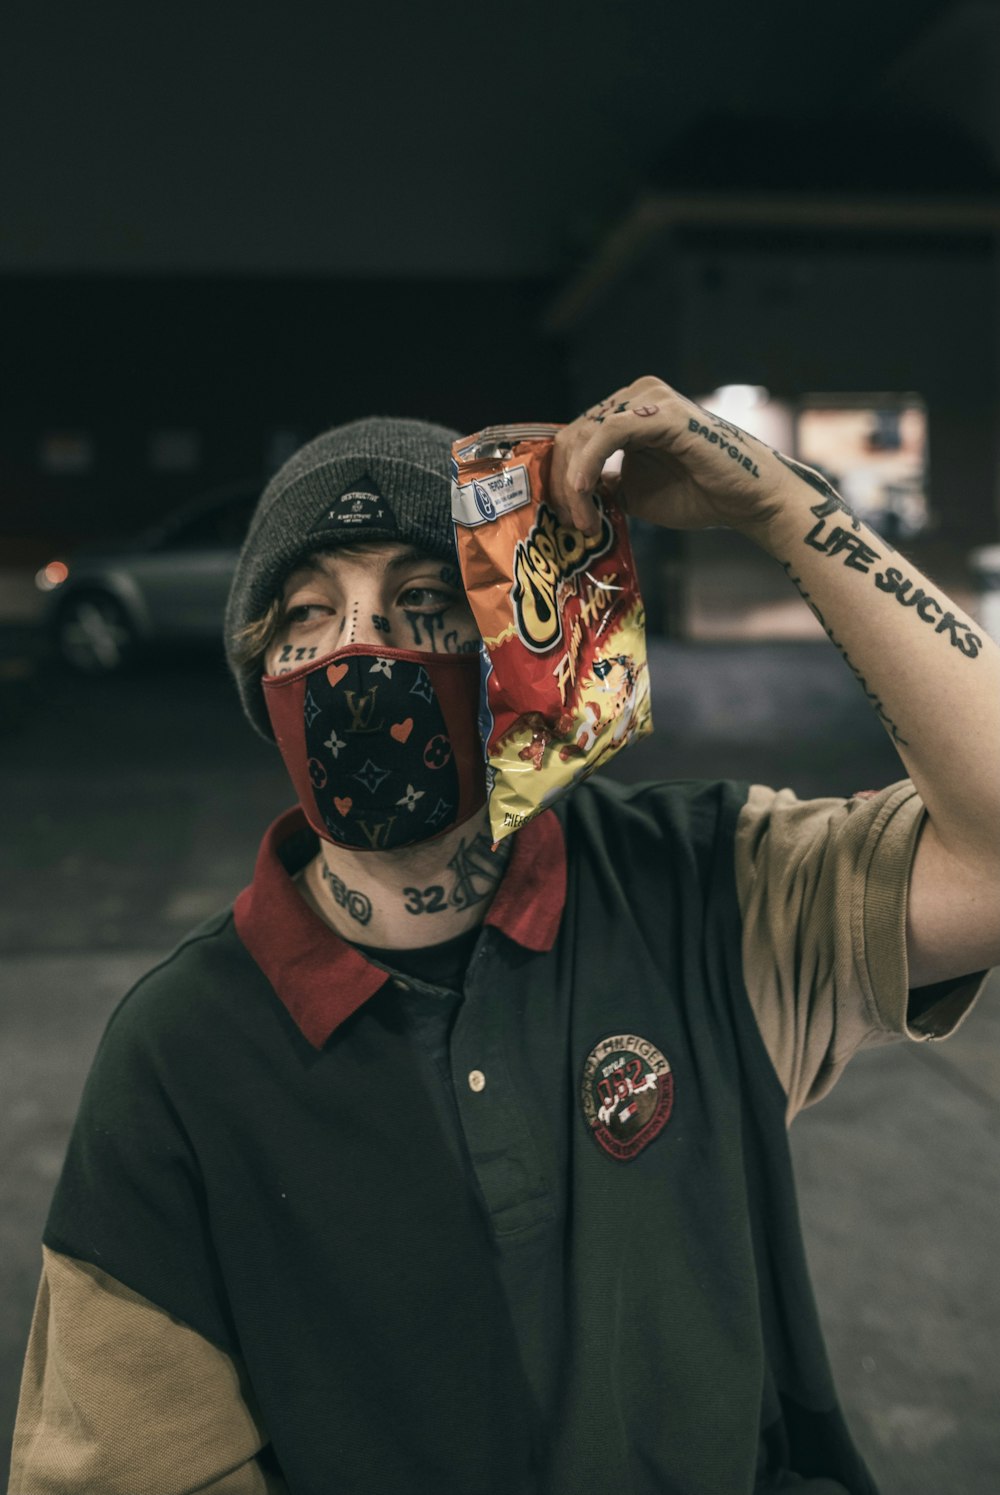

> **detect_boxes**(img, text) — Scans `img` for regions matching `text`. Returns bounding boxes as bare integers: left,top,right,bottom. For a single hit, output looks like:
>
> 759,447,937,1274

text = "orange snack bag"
451,422,653,843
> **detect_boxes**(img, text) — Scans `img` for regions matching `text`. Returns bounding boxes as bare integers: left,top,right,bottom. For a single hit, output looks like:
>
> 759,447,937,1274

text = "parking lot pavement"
1,642,996,1493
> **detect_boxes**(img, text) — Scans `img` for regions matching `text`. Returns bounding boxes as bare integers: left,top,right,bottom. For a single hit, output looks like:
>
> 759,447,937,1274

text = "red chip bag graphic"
452,423,653,843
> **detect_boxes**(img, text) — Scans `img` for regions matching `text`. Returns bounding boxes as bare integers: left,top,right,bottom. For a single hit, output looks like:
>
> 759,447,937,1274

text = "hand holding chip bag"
452,423,653,843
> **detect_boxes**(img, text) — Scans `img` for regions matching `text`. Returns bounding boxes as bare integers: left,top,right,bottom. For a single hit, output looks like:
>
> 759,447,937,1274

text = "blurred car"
39,482,260,673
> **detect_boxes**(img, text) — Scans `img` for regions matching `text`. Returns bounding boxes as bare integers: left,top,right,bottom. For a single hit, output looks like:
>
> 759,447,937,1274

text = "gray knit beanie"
226,415,460,739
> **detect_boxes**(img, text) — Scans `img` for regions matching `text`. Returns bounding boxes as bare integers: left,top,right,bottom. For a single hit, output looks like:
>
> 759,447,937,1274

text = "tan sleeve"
734,779,986,1123
9,1247,288,1495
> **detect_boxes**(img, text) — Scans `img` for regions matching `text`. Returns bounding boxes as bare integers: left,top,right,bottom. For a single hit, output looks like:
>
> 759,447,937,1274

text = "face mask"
262,644,485,851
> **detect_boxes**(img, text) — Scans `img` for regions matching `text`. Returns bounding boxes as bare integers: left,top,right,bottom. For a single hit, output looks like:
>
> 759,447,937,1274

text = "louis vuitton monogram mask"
262,643,486,851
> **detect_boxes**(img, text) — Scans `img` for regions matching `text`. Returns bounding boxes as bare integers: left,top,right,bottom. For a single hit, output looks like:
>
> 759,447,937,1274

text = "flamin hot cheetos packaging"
452,423,653,843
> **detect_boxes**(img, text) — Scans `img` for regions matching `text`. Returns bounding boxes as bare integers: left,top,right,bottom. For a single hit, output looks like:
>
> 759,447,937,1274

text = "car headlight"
35,560,70,592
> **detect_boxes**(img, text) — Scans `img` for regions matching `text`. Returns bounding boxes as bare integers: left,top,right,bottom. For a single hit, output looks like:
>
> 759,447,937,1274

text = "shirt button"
468,1069,486,1093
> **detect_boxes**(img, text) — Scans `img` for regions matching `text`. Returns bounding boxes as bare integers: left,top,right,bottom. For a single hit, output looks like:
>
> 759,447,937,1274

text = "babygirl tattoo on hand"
686,416,762,478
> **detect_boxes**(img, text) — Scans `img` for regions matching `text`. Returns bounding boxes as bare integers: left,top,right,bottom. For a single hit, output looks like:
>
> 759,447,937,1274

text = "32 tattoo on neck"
320,862,373,926
402,830,511,916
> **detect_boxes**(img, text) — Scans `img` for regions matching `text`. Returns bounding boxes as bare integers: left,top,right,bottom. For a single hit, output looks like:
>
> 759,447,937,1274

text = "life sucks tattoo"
780,562,909,746
402,830,509,916
800,499,982,660
321,862,372,926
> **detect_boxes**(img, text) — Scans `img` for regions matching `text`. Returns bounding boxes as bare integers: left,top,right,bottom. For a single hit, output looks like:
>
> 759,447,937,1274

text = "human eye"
396,586,453,612
279,600,337,631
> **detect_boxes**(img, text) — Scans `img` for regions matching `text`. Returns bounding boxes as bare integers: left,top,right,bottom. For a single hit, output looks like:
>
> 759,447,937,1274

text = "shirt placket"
448,935,555,1239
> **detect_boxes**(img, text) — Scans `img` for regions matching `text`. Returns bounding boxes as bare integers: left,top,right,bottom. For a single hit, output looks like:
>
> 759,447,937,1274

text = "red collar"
234,809,566,1049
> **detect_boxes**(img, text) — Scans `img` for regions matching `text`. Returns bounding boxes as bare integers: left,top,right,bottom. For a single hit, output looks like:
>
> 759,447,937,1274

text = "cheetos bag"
452,423,653,843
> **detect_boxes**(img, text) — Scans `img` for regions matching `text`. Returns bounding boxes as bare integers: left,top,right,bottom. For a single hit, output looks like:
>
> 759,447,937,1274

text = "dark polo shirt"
14,776,984,1495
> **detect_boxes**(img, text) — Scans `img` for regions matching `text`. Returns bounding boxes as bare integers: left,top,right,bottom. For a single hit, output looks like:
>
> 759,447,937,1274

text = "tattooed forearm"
874,568,983,658
402,830,510,915
780,561,909,745
804,520,881,571
773,450,855,516
801,509,983,658
321,863,373,926
687,416,761,477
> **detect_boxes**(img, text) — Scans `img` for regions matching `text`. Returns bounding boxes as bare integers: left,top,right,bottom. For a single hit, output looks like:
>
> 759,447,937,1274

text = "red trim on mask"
262,643,485,847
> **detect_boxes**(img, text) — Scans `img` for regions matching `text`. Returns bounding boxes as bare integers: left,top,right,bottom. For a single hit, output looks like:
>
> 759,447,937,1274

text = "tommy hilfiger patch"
581,1034,673,1161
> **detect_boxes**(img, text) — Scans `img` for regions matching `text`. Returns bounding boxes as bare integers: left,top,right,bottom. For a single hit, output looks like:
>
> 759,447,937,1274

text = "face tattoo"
262,642,485,852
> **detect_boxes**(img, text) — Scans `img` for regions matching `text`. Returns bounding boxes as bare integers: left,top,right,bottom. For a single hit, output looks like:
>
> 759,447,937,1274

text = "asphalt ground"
1,638,997,1494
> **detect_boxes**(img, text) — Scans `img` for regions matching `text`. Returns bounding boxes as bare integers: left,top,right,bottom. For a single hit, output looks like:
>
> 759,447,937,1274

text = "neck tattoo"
401,829,510,918
320,862,373,927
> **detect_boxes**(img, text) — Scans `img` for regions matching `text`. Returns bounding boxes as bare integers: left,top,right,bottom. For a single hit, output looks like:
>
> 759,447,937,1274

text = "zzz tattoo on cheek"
278,644,319,663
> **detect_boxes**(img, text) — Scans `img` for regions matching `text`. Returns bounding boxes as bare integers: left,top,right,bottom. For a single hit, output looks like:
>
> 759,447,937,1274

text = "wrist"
730,478,803,552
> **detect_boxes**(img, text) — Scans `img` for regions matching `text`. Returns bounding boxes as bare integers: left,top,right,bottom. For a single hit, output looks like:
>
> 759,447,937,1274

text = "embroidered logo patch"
308,476,399,538
581,1034,673,1161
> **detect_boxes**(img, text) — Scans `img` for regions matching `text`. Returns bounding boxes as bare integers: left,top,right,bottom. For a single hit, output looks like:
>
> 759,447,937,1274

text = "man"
9,377,999,1494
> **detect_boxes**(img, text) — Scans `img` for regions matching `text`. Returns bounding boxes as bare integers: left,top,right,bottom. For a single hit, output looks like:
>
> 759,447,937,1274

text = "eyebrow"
384,547,444,573
283,547,448,589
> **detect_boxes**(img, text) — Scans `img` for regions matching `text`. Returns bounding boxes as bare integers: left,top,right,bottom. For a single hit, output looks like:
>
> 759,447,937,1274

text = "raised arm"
550,376,1000,988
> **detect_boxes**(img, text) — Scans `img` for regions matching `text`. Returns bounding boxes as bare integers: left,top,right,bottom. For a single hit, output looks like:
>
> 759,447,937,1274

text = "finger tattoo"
586,395,629,425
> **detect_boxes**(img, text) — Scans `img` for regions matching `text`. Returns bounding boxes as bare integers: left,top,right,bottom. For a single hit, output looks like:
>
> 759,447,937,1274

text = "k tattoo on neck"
448,830,509,909
402,830,510,916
